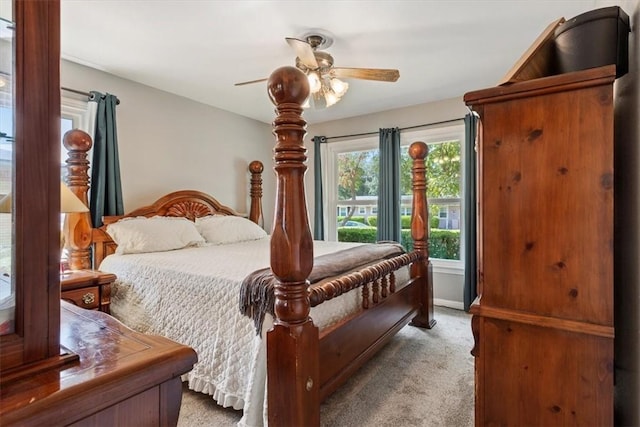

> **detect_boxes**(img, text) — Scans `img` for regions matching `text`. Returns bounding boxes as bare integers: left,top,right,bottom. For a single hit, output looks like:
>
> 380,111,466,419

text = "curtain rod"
61,86,91,97
61,87,121,105
322,117,465,142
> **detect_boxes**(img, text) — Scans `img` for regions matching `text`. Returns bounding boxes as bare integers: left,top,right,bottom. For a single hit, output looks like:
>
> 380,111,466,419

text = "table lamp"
0,184,88,273
0,183,87,214
61,182,89,215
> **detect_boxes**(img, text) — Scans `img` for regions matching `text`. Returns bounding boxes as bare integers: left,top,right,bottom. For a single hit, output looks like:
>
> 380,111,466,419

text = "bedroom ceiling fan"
235,32,400,109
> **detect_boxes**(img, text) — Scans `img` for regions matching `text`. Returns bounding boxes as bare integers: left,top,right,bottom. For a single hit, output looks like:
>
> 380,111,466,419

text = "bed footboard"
265,66,433,426
309,251,422,308
312,144,434,400
319,278,421,399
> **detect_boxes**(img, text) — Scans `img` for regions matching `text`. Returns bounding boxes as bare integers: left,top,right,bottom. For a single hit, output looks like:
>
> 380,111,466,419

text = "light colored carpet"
178,306,474,427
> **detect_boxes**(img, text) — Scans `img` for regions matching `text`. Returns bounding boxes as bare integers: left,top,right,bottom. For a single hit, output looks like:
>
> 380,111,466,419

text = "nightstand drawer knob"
82,292,96,305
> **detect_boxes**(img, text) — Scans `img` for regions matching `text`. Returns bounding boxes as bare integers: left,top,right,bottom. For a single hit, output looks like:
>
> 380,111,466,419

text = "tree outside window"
333,137,462,261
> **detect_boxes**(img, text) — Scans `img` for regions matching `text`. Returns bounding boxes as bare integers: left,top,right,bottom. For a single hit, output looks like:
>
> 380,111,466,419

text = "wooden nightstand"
60,270,116,314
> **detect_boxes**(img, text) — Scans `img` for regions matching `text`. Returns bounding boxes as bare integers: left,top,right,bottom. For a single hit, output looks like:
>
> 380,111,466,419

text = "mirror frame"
0,0,62,375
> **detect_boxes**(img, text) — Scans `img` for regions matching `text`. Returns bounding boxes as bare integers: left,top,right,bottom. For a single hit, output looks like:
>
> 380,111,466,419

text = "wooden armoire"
464,64,616,426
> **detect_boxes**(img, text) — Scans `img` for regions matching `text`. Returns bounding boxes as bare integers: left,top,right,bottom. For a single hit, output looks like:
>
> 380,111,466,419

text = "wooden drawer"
62,287,100,310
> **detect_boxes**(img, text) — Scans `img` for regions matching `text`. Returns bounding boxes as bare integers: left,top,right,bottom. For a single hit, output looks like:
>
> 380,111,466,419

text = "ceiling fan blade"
234,78,268,86
285,37,318,69
330,67,400,82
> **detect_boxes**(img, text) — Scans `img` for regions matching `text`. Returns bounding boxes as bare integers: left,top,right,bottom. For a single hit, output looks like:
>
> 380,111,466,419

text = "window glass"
324,123,465,263
61,116,73,176
335,148,377,233
401,124,464,262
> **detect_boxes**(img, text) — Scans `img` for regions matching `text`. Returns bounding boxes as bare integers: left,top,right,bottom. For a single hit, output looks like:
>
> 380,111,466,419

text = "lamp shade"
61,183,89,213
0,184,89,213
0,194,10,213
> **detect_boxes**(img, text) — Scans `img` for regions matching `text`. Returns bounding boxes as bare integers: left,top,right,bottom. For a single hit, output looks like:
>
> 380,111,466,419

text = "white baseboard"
434,298,465,311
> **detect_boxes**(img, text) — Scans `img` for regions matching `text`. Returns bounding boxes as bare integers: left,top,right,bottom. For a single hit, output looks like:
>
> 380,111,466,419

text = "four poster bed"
63,66,435,427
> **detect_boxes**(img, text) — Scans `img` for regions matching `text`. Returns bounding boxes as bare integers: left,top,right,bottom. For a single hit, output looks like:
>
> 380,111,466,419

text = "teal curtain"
89,91,123,227
463,113,478,311
312,136,326,240
377,128,401,242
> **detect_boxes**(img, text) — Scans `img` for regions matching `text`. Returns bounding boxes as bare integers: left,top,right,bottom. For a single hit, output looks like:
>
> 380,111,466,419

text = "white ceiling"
60,0,603,125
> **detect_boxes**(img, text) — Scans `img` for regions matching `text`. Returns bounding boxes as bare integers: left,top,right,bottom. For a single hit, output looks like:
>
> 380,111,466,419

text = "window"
323,123,465,267
401,124,465,265
60,97,91,262
324,137,378,238
61,96,92,176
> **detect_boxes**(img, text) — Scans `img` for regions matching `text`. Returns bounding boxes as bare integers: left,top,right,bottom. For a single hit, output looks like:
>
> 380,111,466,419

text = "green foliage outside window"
337,227,377,243
335,139,462,260
337,226,460,260
400,229,460,259
339,215,441,229
336,216,368,225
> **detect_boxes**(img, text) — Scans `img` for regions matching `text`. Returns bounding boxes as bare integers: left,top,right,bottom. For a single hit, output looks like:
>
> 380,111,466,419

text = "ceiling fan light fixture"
324,89,339,108
303,74,345,109
330,78,348,97
307,71,322,94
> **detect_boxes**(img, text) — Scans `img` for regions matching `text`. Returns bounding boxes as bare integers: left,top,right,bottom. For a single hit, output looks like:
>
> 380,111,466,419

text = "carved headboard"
91,190,250,267
62,129,264,270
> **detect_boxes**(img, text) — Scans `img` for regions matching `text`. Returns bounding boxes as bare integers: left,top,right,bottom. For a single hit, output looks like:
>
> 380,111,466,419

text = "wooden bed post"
63,129,93,271
266,66,320,426
408,141,436,328
248,160,264,227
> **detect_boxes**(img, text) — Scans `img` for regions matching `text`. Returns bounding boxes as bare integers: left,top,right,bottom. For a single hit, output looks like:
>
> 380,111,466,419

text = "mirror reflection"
0,17,14,335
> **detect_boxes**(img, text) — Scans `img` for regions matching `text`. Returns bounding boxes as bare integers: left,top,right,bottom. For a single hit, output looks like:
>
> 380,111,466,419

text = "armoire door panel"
480,84,614,325
479,317,613,426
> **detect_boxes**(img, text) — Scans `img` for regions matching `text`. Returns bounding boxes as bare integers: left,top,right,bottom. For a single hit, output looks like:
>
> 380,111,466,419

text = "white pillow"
106,216,205,255
195,215,267,244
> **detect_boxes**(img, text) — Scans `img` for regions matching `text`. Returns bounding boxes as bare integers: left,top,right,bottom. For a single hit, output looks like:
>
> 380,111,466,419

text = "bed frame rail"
309,250,422,308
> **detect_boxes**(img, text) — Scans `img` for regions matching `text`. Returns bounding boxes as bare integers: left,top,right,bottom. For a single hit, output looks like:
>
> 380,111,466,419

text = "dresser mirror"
0,15,14,336
0,0,62,374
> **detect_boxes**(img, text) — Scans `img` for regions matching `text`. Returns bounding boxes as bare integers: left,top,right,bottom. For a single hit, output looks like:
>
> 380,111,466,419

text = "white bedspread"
100,237,365,426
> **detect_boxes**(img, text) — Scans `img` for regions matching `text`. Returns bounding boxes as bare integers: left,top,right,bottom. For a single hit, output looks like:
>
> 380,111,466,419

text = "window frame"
323,135,378,241
61,96,92,170
322,123,466,274
61,96,92,134
401,124,465,272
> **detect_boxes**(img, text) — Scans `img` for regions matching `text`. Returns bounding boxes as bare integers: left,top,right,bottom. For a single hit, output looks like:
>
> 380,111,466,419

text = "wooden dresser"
464,65,616,426
60,270,116,313
1,301,197,426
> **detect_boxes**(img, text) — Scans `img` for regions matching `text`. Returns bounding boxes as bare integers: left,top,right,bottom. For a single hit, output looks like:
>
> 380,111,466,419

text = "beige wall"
61,60,276,229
